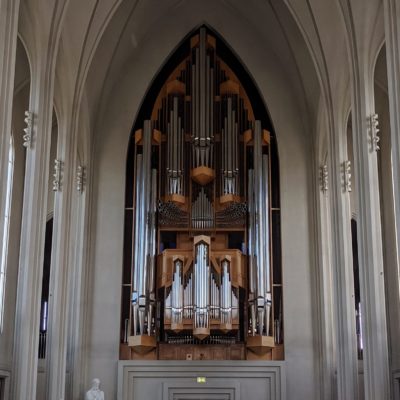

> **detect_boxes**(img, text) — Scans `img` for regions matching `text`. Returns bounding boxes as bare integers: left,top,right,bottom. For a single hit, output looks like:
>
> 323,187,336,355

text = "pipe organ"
122,27,283,360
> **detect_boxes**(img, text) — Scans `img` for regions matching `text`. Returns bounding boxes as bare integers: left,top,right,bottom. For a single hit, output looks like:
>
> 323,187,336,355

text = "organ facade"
120,27,283,361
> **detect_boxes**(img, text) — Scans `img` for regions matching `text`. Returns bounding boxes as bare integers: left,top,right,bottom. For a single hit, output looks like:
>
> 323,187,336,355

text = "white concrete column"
45,116,78,399
382,0,400,382
0,0,20,274
327,118,359,400
349,54,390,400
12,63,56,400
315,156,336,400
337,2,390,397
11,4,68,399
67,168,90,400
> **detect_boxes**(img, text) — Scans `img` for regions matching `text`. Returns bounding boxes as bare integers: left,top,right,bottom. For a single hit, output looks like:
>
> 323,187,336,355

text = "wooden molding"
166,79,185,95
246,335,275,354
128,335,157,354
220,79,240,96
191,166,215,185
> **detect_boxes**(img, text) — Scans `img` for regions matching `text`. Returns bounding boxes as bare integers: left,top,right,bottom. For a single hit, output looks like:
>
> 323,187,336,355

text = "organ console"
121,26,283,361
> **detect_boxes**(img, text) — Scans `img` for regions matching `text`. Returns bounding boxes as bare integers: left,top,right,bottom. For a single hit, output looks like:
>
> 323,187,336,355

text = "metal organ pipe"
191,189,214,229
232,291,238,320
132,155,142,335
165,289,171,321
184,273,193,320
184,276,188,319
193,240,210,335
200,29,205,143
220,258,232,326
191,27,214,169
132,120,156,336
147,168,157,334
248,120,272,336
189,275,193,318
171,259,184,329
167,97,184,195
222,98,239,195
210,275,220,319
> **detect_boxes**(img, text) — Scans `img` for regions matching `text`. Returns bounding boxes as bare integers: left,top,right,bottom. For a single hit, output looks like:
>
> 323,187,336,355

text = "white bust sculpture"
85,378,104,400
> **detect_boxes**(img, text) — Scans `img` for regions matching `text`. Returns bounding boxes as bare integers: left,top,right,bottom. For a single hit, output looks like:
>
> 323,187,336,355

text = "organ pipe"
248,169,257,336
248,121,272,336
220,257,232,330
167,97,184,196
193,237,210,339
192,28,214,169
222,98,239,196
191,188,214,229
132,120,157,336
171,258,184,330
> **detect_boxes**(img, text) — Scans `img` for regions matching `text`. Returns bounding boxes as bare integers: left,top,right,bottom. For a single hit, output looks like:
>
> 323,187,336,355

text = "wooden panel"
229,346,245,360
157,249,192,288
194,347,212,360
191,166,215,185
211,233,228,250
166,79,185,95
211,347,227,360
211,250,245,288
128,335,157,354
158,344,246,360
119,344,132,360
220,80,240,95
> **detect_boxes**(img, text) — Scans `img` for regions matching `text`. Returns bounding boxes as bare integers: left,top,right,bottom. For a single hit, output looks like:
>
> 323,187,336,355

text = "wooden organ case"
120,27,283,361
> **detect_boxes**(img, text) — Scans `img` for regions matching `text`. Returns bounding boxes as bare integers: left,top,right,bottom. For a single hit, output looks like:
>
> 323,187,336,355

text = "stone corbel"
52,159,63,191
23,110,33,148
343,160,352,193
76,165,85,193
320,164,328,193
369,113,380,152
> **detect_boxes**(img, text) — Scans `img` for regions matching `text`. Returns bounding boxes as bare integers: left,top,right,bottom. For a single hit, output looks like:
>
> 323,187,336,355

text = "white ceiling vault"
15,0,384,162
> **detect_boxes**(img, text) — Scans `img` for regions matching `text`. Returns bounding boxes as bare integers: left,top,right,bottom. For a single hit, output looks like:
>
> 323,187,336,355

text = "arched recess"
345,110,363,360
38,109,58,362
36,107,59,399
120,25,283,361
38,217,53,359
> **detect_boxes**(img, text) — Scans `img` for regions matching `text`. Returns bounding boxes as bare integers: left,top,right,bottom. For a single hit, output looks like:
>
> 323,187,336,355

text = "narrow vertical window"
0,135,14,332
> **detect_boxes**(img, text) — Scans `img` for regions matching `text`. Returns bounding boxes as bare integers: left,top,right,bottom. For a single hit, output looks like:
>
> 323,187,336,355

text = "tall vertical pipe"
189,275,192,318
193,238,210,336
220,258,232,327
146,168,157,334
195,47,200,155
250,121,272,336
200,28,206,143
173,97,178,173
205,55,210,166
227,98,232,177
192,63,196,166
171,258,183,329
132,120,153,335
